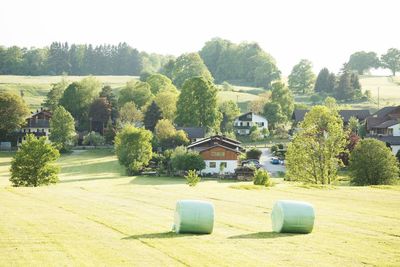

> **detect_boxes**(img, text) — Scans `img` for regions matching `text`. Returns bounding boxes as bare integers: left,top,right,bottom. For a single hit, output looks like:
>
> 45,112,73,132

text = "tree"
89,97,111,133
346,51,379,75
338,132,360,166
270,81,294,120
263,102,286,130
176,77,221,131
219,100,240,133
143,101,162,132
155,119,189,150
10,134,60,187
246,148,262,160
49,106,76,152
348,116,359,133
82,131,105,146
118,102,143,127
114,125,153,175
253,169,271,186
324,96,338,110
380,48,400,76
349,139,399,185
146,74,177,95
171,147,205,173
170,53,213,88
103,119,116,144
99,85,118,121
288,59,316,94
43,78,69,111
185,170,201,186
0,92,29,136
335,71,362,101
314,68,336,93
154,89,178,121
286,106,347,184
118,80,153,108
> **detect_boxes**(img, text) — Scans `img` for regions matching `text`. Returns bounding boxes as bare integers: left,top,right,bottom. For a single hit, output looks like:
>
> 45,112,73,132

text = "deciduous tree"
346,51,379,75
288,59,316,94
380,48,400,76
0,92,29,135
49,106,76,152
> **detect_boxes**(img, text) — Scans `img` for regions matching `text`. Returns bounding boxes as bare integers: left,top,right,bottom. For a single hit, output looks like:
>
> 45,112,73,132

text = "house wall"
200,146,239,160
234,113,268,135
388,123,400,136
201,160,238,174
252,114,268,130
391,145,400,156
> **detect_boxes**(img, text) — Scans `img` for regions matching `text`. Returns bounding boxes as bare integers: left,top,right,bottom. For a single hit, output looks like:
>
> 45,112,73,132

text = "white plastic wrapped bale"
173,200,214,234
271,200,315,234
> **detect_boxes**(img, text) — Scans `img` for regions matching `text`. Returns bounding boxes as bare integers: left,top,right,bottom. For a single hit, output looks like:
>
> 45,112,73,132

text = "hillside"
0,150,399,266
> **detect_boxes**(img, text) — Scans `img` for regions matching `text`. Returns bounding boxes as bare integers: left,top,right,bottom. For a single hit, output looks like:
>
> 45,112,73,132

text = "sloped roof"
292,109,370,123
198,144,242,154
372,106,398,118
176,127,205,139
369,136,400,146
374,119,399,129
236,112,253,121
187,135,243,150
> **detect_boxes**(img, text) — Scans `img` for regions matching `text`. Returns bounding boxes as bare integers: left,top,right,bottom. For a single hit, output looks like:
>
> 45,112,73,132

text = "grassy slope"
0,150,399,266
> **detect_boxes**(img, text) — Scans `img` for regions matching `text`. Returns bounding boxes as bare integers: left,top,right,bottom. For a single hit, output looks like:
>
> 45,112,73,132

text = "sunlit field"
0,150,399,266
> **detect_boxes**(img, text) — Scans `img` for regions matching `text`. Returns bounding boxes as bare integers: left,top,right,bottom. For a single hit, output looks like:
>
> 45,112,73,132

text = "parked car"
241,159,262,169
270,157,280,165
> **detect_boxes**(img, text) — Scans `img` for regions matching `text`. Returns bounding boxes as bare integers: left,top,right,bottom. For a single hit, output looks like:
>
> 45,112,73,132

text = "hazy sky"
1,0,399,75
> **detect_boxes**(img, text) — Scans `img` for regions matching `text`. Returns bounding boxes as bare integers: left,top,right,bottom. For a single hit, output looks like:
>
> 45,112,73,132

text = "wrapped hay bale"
173,200,214,234
271,200,315,234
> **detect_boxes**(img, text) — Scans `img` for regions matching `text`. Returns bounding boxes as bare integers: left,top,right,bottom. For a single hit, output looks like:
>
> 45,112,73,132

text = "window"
220,162,227,169
42,129,45,133
209,162,216,168
211,151,225,157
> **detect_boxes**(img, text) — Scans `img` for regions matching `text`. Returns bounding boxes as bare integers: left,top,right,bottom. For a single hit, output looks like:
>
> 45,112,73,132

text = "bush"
171,147,205,173
250,128,263,141
185,170,201,186
271,145,278,154
83,131,105,146
246,148,262,160
349,139,399,185
253,169,271,186
10,134,60,187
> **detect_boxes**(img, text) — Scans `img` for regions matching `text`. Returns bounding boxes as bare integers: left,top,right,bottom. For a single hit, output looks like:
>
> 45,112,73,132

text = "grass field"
0,150,399,266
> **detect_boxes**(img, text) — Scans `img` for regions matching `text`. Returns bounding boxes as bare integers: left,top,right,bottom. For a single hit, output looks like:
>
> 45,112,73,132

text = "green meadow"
0,150,399,266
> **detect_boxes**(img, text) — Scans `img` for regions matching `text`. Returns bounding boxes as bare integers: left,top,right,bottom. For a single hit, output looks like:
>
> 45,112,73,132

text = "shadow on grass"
130,176,187,185
122,231,196,240
228,231,297,239
60,175,127,183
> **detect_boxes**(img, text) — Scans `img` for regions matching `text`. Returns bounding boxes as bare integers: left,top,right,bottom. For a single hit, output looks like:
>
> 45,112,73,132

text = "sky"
1,0,399,75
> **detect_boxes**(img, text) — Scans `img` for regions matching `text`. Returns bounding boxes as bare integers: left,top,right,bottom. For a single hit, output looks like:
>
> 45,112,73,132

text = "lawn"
0,150,399,266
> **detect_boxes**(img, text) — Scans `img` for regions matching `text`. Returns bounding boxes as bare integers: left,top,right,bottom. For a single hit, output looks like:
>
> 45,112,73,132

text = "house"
292,109,371,125
16,108,52,144
176,127,205,143
233,112,268,135
187,135,244,175
366,106,400,154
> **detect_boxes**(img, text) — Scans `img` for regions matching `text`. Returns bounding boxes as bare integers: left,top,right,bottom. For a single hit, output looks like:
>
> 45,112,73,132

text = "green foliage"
114,125,153,175
271,81,294,120
219,100,240,132
346,51,380,75
335,71,362,101
199,38,280,87
349,139,399,185
348,116,359,133
49,106,76,152
288,59,316,94
314,68,336,93
171,147,205,173
89,97,111,126
43,78,69,110
176,77,221,131
286,106,347,184
10,134,60,187
118,81,153,108
246,148,262,160
358,124,367,138
100,85,118,121
0,91,29,134
253,169,271,186
380,48,400,76
166,53,213,88
154,89,178,121
103,119,116,144
185,170,201,187
146,74,177,95
143,101,162,132
154,119,189,150
263,102,286,130
118,102,143,127
250,128,263,141
82,131,105,146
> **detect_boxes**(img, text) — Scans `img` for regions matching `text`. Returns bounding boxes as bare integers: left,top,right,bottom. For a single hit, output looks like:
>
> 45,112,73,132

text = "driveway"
259,148,285,175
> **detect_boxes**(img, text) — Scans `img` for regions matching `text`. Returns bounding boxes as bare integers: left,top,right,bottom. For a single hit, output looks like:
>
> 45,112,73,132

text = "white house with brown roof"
233,112,268,135
187,135,244,174
17,108,52,144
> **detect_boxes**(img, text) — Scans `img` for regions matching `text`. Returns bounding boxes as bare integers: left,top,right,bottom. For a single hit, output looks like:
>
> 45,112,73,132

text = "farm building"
233,112,268,135
187,135,244,175
16,108,52,144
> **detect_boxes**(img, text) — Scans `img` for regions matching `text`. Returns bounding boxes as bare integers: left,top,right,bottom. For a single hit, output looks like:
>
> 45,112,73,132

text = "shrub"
253,169,271,186
271,145,278,154
185,170,201,186
10,134,60,187
83,131,105,146
246,148,262,160
250,128,263,141
171,147,205,173
349,139,399,185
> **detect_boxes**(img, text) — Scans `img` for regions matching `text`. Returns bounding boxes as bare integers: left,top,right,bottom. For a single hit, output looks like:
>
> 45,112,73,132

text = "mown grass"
0,149,399,266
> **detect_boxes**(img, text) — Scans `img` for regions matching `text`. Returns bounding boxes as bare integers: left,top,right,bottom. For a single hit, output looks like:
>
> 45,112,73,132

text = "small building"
233,112,268,135
292,109,371,126
187,135,244,175
176,127,205,143
16,108,52,144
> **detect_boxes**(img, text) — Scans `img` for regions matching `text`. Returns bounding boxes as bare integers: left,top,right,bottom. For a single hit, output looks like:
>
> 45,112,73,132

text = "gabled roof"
292,109,370,123
187,135,243,150
369,136,400,146
372,106,398,118
374,119,399,129
198,144,242,154
236,112,254,121
176,127,205,139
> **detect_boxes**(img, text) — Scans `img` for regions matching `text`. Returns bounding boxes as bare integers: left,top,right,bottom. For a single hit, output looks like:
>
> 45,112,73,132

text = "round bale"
173,200,214,234
271,200,315,234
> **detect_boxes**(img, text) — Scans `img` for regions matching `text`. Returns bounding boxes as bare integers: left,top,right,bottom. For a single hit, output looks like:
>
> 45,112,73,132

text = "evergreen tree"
143,101,162,132
314,68,335,93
